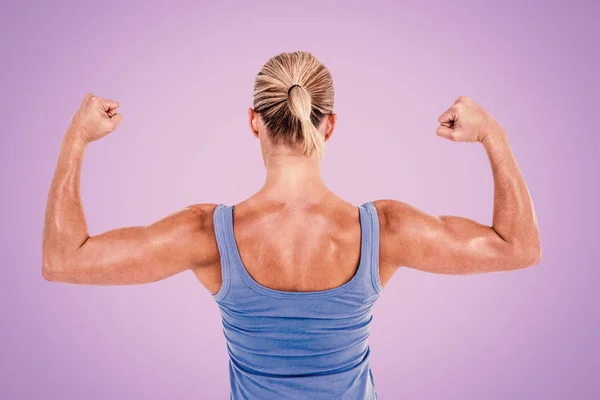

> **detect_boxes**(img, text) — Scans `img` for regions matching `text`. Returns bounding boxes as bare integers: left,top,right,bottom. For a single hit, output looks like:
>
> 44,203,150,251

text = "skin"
42,94,541,294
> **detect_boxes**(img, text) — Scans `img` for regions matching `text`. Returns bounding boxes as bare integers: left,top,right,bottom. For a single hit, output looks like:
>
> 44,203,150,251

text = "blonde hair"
252,51,335,159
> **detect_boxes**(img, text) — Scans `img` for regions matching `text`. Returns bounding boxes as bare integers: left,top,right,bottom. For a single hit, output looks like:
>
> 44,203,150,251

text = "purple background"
1,0,598,398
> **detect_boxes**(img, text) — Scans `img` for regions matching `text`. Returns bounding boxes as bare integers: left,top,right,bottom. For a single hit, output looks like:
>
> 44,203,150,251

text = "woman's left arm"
42,94,219,285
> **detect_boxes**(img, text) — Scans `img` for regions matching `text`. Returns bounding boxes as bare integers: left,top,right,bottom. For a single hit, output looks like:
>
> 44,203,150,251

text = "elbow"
524,245,542,267
42,264,58,282
42,261,63,282
526,233,543,266
41,254,69,283
513,241,543,269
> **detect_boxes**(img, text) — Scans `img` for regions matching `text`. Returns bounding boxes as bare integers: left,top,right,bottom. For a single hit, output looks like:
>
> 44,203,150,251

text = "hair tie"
301,117,311,122
288,84,302,96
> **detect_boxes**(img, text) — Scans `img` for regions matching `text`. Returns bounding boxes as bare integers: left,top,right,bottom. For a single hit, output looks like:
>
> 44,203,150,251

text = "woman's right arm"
375,96,541,281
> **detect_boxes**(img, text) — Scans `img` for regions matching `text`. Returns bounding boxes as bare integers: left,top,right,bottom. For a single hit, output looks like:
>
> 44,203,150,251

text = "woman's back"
217,195,369,292
208,197,382,399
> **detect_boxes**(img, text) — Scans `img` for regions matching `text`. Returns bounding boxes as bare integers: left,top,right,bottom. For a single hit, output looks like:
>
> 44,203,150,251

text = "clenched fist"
436,96,502,143
68,93,123,143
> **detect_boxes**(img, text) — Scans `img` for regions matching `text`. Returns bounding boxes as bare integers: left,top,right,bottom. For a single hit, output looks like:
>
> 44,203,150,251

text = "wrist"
62,128,89,154
64,126,90,147
479,120,507,146
480,124,510,164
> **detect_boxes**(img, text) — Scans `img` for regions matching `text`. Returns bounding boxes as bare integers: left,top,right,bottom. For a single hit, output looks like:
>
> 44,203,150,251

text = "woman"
42,51,542,399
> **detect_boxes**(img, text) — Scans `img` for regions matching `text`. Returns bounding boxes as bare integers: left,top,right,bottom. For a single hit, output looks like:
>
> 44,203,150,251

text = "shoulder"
158,203,219,232
160,203,221,268
371,199,426,235
371,199,437,269
184,203,220,227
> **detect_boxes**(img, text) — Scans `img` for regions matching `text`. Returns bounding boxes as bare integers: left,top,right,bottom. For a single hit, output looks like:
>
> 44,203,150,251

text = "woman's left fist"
68,93,123,143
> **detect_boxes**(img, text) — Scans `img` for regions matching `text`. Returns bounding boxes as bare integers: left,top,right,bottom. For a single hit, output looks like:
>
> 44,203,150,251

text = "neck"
258,153,329,204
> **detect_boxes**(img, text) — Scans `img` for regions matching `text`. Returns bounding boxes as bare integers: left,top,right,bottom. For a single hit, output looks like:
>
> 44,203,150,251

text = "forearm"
481,125,541,262
42,128,90,269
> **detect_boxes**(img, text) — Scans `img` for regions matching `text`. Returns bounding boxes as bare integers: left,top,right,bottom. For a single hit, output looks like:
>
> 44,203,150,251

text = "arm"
377,96,541,277
42,94,218,285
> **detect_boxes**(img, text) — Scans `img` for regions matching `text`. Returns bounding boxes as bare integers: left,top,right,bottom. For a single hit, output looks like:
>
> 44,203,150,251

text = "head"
248,51,337,164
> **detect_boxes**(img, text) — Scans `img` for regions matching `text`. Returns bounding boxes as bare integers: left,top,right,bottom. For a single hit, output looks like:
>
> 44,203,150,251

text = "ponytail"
252,51,334,160
300,118,325,159
288,84,325,159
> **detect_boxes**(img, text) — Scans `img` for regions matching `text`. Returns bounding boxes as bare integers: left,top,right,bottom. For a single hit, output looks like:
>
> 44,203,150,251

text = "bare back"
194,194,369,295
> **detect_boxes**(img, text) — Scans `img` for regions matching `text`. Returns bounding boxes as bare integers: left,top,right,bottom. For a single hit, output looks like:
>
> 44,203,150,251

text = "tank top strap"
212,203,234,301
359,201,383,294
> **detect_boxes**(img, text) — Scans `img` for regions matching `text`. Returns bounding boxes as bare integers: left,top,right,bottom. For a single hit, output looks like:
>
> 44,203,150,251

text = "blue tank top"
212,201,383,400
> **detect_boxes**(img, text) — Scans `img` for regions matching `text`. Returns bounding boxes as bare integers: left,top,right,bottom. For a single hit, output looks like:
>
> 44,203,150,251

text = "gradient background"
1,0,598,399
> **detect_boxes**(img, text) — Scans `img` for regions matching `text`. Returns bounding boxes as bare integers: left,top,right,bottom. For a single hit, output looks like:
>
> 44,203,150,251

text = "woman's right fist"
68,93,123,143
436,96,501,143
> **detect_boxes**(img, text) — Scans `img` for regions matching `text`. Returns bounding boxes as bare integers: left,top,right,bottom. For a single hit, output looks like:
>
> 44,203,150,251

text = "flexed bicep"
42,204,219,285
375,200,536,277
